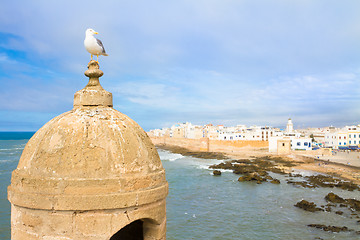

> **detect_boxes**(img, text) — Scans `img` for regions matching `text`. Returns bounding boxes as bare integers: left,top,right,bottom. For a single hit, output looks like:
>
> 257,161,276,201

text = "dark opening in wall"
110,220,143,240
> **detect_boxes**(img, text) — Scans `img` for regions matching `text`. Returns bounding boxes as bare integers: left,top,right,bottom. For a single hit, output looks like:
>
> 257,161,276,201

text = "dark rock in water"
287,174,360,191
307,224,349,233
233,159,252,164
269,167,287,175
238,172,267,184
324,192,360,212
326,203,336,207
210,156,290,178
335,211,343,215
336,181,359,191
157,145,229,160
294,200,323,212
287,180,315,189
324,206,332,212
346,198,360,212
288,173,302,178
265,175,274,180
232,165,261,175
325,193,346,203
213,170,221,176
306,175,360,191
270,179,280,184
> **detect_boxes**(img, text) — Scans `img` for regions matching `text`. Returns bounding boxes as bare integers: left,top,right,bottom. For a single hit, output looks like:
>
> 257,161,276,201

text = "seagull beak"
94,32,99,34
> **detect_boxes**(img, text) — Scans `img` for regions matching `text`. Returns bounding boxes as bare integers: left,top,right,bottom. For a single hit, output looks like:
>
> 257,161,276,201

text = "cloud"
1,1,360,130
112,82,181,108
0,53,11,62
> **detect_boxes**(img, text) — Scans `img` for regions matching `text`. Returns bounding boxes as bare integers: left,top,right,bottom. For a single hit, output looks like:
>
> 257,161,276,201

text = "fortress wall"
208,139,268,152
149,137,203,151
149,136,268,152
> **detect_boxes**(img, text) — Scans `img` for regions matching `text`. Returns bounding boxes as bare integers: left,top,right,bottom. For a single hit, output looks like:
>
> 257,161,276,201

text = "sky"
1,0,360,131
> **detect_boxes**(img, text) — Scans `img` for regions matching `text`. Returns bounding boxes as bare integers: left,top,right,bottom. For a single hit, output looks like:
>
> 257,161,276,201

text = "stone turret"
8,61,168,240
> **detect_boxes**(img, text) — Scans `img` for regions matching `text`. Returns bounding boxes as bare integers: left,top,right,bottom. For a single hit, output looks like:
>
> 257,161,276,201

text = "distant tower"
8,61,168,240
286,118,294,133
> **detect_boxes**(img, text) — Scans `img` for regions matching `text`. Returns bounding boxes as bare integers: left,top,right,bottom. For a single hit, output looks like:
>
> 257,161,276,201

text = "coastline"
155,143,360,185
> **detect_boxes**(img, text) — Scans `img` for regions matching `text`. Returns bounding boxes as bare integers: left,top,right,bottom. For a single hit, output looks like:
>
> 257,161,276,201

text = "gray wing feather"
96,38,107,54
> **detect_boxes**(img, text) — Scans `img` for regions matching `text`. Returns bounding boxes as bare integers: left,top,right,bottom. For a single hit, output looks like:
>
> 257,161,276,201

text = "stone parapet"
8,170,167,210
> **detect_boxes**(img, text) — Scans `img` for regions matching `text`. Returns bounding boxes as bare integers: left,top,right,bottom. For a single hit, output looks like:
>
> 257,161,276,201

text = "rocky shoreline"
156,144,360,235
156,144,229,160
294,193,360,235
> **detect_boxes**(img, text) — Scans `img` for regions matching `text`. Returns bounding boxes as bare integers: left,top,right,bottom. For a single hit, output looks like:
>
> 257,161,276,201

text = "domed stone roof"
17,107,162,178
8,61,168,211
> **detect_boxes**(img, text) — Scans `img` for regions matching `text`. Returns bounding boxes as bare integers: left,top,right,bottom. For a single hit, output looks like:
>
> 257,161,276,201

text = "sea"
0,132,359,240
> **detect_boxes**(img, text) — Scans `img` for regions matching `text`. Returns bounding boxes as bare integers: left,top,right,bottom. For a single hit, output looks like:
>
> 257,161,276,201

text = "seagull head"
85,28,99,36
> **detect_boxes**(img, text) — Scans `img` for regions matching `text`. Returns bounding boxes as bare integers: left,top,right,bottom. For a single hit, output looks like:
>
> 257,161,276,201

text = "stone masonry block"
74,212,111,236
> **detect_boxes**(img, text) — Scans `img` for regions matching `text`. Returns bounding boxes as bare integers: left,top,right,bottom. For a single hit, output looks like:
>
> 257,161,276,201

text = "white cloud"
1,1,360,129
0,53,10,62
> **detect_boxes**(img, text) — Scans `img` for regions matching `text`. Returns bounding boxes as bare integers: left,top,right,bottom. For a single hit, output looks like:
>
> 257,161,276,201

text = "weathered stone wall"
150,136,268,152
10,199,166,240
209,139,268,152
277,139,291,155
150,137,204,151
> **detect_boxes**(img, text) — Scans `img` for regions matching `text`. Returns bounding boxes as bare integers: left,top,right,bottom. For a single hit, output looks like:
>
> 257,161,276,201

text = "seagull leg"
96,55,99,63
91,54,93,60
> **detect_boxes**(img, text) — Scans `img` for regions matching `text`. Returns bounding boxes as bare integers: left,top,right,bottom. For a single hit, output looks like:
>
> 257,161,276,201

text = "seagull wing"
96,38,108,55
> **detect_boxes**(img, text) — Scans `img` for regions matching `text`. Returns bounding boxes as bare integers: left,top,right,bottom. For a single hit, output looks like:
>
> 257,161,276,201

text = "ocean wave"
0,147,24,151
0,159,18,163
207,168,233,175
158,150,185,162
0,152,17,155
213,168,233,173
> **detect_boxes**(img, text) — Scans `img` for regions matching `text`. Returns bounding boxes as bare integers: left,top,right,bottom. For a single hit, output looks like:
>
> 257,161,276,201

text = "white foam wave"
0,147,23,151
216,169,233,173
158,150,185,162
0,152,17,155
290,169,319,177
0,159,17,163
167,154,185,161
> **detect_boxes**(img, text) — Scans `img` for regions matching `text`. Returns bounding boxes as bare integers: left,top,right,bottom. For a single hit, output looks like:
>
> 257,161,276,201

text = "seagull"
84,28,108,62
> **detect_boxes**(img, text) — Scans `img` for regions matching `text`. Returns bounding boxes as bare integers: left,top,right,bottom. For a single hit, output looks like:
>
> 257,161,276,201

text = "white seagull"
84,28,108,62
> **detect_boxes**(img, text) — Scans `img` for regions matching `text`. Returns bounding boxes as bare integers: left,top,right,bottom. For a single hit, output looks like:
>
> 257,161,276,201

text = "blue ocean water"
0,132,34,240
0,132,359,239
160,150,360,240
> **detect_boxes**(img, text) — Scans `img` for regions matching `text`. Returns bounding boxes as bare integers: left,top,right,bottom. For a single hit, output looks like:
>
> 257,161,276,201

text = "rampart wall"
149,136,268,152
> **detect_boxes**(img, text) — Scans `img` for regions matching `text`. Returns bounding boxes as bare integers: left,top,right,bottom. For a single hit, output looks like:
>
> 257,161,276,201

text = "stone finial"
85,60,103,80
73,60,113,108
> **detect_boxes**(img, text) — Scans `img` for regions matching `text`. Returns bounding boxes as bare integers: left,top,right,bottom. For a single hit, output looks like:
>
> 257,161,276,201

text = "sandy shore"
157,144,360,184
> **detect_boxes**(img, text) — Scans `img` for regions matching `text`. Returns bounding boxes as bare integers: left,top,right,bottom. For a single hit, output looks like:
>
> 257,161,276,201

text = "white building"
286,118,294,133
184,122,203,139
269,136,312,152
324,125,360,149
218,126,281,141
269,118,312,152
